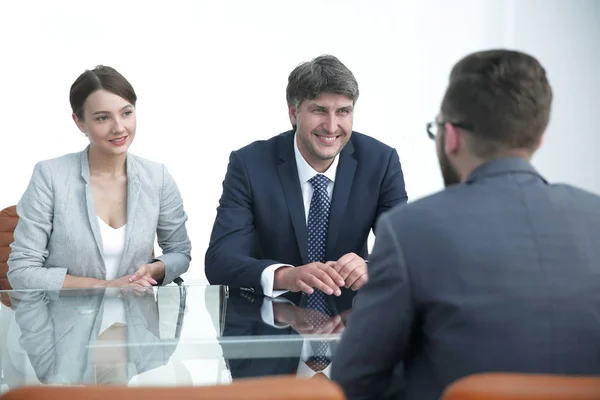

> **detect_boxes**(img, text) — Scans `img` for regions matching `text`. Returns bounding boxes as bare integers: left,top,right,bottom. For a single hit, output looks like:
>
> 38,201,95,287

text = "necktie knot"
309,174,329,192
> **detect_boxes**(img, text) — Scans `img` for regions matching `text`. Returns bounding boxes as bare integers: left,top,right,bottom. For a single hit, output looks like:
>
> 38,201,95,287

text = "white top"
97,217,127,334
260,133,339,297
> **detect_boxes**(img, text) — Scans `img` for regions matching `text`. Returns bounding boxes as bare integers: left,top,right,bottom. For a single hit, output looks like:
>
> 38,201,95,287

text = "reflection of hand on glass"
273,302,346,336
118,286,155,298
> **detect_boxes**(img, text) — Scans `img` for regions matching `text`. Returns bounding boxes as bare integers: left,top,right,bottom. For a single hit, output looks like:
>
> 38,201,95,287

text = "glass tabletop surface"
0,285,356,391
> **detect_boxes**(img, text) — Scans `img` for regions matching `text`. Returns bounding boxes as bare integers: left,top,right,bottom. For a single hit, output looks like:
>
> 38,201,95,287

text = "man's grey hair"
286,55,359,111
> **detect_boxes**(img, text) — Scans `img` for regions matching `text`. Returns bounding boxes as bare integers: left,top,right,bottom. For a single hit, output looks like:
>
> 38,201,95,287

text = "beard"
437,132,461,187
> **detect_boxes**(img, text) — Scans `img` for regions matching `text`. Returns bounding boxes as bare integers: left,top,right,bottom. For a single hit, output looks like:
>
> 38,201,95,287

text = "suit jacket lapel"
121,155,141,272
277,132,309,265
326,140,356,260
80,148,105,265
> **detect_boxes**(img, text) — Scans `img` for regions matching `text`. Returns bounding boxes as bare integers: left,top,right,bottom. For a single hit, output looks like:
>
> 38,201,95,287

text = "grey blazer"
332,158,600,400
8,148,191,290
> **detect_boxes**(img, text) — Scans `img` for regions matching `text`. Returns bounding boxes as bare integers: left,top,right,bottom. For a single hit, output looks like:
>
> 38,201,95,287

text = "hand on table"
326,252,368,291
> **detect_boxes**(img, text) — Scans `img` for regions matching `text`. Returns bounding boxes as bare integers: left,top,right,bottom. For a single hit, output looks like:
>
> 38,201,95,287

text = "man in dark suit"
331,49,600,400
205,55,408,299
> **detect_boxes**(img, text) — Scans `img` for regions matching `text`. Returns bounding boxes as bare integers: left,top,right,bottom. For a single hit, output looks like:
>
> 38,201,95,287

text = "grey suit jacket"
8,148,191,290
332,158,600,400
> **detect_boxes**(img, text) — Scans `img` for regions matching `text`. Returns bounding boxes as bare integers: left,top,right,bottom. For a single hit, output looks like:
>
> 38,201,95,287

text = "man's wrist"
273,266,292,290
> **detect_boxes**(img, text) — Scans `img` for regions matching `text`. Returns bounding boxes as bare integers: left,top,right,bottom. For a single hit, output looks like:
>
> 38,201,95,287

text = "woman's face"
73,89,136,156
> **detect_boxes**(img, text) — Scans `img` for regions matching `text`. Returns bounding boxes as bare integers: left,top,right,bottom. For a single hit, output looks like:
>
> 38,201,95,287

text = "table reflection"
8,287,184,386
221,288,355,380
0,285,355,391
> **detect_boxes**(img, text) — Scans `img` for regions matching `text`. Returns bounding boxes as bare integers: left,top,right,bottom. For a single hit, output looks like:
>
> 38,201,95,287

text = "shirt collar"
466,157,546,184
294,133,338,184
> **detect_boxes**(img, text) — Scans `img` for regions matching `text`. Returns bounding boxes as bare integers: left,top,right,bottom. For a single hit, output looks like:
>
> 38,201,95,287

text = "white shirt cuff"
260,263,293,298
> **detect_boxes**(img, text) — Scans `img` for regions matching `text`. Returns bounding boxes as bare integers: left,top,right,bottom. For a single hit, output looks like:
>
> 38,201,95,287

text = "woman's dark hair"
69,65,137,120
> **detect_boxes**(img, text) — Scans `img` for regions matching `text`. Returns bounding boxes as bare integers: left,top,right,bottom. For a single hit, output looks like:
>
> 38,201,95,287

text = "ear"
72,113,86,134
288,103,297,127
534,135,544,151
443,122,462,155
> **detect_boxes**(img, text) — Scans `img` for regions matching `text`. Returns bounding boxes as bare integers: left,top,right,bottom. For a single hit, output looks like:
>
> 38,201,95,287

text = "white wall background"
0,0,598,285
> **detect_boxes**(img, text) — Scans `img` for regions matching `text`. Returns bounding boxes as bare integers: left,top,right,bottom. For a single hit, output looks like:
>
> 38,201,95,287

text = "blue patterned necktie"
307,174,330,264
304,174,332,372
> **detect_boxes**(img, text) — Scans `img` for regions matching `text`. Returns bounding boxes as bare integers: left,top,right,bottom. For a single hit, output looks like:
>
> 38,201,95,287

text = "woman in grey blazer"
7,66,191,291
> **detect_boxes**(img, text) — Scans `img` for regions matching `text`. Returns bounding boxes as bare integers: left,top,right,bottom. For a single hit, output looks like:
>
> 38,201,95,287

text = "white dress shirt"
97,217,127,334
260,297,333,378
260,133,339,298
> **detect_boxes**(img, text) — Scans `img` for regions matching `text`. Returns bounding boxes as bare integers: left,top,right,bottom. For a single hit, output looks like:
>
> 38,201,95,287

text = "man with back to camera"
331,49,600,400
205,54,408,309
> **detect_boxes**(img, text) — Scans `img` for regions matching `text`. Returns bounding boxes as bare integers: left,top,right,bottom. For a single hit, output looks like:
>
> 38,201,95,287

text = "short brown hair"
286,55,359,111
69,65,137,120
441,50,552,158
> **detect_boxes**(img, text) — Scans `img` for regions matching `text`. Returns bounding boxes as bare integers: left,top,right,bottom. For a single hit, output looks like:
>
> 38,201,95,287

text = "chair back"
0,205,17,307
442,373,600,400
0,376,346,400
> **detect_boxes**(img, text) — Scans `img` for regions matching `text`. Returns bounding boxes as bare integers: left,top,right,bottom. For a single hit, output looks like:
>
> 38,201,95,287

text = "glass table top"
0,285,356,391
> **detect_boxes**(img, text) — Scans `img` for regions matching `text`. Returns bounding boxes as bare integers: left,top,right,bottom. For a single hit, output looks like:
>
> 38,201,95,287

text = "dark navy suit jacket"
205,130,408,292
